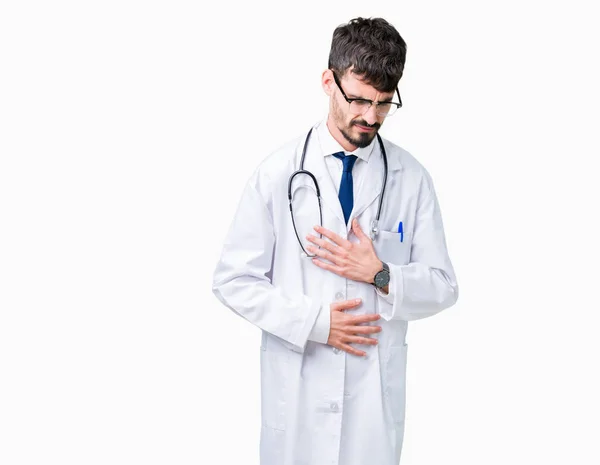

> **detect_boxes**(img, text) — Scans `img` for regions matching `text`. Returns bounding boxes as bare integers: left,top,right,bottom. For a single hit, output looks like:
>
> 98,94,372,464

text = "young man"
212,17,458,465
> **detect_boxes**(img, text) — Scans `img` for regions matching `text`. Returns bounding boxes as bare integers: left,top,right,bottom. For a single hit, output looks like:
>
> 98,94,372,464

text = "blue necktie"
332,152,357,224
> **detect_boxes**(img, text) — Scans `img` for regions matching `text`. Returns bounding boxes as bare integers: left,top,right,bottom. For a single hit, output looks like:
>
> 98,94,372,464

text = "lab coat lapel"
289,142,346,227
349,138,404,229
291,135,346,226
349,146,384,228
310,151,347,226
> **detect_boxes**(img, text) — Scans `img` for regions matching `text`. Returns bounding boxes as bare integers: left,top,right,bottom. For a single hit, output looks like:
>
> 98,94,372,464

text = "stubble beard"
333,98,380,149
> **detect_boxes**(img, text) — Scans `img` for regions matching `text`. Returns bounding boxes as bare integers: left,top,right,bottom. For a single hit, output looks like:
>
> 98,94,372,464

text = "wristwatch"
372,262,390,289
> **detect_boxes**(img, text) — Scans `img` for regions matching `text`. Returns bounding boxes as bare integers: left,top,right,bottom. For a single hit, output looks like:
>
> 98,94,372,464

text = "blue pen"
398,221,403,242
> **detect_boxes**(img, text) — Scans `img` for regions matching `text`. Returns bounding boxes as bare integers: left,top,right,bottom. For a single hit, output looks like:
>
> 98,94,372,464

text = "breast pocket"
374,230,411,265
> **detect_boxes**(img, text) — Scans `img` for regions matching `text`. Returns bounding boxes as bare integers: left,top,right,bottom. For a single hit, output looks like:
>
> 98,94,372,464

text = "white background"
1,1,599,464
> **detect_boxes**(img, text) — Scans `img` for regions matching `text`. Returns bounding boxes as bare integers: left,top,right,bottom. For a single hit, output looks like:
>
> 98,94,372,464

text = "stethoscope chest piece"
370,219,380,241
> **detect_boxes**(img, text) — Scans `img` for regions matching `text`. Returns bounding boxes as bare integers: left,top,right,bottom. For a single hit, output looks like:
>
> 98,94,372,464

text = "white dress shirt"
307,118,394,343
317,117,376,202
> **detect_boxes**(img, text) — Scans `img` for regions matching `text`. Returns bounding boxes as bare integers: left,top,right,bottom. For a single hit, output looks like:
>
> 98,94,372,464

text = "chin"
340,128,372,149
351,130,377,148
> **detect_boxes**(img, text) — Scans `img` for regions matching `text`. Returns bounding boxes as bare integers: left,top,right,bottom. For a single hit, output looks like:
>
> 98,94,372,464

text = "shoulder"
256,133,305,178
379,137,440,202
380,136,436,189
245,131,307,197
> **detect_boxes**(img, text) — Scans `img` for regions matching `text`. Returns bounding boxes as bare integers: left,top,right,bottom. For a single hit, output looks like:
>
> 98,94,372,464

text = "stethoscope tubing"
288,126,388,256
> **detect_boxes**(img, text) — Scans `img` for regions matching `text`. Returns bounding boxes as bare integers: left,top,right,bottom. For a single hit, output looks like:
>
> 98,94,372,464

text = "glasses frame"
331,71,402,117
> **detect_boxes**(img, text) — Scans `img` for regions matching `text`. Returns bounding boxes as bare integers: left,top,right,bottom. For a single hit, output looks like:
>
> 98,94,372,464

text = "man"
212,17,458,465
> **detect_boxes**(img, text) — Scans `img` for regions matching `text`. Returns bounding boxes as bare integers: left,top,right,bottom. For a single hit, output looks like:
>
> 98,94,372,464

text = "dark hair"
328,17,407,93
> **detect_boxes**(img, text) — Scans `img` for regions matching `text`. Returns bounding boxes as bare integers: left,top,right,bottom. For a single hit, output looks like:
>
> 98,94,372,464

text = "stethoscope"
287,127,388,258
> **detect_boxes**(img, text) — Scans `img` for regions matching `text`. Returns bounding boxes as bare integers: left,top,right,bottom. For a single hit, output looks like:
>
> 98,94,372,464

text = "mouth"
353,122,378,133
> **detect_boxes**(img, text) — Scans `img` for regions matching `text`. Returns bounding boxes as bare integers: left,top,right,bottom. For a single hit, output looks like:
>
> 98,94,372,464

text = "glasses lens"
377,103,397,117
349,100,371,115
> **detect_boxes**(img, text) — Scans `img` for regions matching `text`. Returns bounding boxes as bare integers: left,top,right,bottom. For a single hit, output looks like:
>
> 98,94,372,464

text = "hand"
328,298,382,357
306,218,383,284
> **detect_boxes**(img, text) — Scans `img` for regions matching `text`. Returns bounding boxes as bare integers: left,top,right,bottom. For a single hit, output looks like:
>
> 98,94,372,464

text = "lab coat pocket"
260,424,285,464
260,344,288,431
384,344,408,424
375,230,411,265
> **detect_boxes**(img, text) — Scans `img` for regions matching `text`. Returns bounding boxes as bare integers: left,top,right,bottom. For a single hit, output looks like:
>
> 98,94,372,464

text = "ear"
321,69,335,96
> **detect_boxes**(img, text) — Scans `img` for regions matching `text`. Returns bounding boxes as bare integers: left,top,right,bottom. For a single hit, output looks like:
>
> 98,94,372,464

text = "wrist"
372,261,390,289
369,259,383,284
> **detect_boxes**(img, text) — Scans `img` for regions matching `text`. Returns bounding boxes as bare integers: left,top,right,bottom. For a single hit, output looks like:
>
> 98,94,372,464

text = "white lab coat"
212,120,458,465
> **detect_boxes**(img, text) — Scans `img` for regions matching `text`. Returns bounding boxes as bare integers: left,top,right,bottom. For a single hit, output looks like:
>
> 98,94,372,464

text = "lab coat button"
335,292,344,300
333,347,341,354
330,402,339,412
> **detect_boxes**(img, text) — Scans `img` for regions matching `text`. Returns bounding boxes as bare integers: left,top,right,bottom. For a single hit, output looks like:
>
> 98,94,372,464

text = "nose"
363,104,379,125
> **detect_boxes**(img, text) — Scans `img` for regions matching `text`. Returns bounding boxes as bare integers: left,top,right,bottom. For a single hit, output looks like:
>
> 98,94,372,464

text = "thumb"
352,218,369,240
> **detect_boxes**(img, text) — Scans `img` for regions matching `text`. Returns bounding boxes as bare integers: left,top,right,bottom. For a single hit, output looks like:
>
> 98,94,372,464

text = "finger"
306,245,340,265
306,234,340,255
337,342,367,357
332,298,362,311
314,225,351,248
349,313,381,323
311,257,343,275
350,325,382,335
352,218,370,241
345,335,379,346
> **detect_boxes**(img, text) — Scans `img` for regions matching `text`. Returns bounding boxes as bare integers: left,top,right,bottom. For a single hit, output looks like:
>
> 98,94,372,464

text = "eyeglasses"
332,71,402,117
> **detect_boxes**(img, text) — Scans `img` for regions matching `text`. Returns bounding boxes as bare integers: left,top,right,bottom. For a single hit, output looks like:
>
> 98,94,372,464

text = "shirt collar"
316,117,376,163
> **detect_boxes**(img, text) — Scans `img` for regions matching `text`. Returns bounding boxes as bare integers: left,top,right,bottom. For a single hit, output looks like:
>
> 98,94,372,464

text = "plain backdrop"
1,1,600,464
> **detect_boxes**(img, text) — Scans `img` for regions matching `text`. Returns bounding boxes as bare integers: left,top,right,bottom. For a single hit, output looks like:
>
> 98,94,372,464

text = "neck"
326,115,357,152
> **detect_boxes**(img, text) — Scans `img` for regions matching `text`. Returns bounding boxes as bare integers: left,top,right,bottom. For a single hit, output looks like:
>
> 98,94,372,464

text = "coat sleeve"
212,170,327,353
377,170,459,321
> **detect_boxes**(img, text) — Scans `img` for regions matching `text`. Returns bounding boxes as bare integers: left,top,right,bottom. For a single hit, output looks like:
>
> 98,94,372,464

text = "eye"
351,99,371,108
376,103,393,111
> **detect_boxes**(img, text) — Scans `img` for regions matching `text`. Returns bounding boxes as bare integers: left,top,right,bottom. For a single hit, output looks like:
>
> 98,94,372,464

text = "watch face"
375,270,390,288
